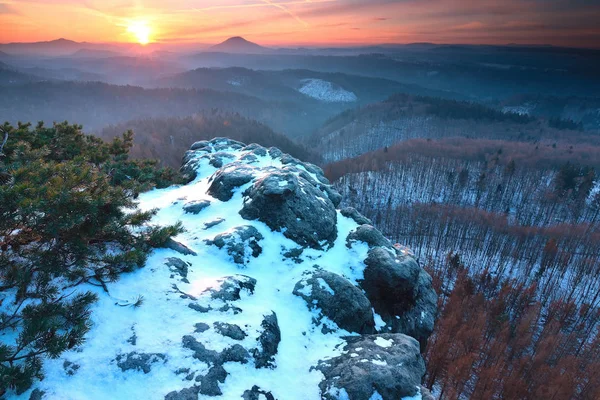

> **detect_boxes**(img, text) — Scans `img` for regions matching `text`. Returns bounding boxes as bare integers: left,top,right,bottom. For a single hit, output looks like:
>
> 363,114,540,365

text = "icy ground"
13,140,425,400
298,79,357,103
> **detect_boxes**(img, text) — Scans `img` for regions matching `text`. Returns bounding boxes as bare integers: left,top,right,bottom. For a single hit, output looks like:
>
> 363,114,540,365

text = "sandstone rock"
293,269,375,334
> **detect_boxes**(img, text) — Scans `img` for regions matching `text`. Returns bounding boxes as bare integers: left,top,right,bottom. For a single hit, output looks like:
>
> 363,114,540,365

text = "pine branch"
0,127,7,155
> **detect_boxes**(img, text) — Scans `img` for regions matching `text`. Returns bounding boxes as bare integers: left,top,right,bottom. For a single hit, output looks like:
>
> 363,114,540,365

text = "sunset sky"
1,0,599,48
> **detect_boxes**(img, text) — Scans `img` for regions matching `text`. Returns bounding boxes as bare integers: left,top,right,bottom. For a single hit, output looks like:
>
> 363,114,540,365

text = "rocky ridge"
18,138,437,400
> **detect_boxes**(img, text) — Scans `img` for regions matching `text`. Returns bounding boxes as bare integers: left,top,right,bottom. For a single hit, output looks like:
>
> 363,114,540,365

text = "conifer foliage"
0,122,183,394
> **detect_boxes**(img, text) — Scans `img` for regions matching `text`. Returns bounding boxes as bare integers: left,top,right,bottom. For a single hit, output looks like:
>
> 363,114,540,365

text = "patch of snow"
374,337,394,348
373,309,386,330
317,278,335,295
227,78,243,86
298,79,357,103
14,145,376,400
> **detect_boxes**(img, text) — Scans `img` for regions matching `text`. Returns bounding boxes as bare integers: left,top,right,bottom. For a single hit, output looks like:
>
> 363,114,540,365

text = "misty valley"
1,34,600,400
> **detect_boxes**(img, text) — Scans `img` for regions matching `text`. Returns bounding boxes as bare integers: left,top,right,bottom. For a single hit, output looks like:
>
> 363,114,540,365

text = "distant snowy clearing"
298,79,357,103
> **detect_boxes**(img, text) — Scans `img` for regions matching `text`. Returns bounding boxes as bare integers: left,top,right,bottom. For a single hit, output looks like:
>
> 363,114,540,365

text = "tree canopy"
0,121,182,395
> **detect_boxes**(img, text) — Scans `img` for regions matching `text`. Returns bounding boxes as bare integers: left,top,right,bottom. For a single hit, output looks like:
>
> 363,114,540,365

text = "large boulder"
360,247,437,349
239,171,338,250
293,269,375,334
315,334,425,400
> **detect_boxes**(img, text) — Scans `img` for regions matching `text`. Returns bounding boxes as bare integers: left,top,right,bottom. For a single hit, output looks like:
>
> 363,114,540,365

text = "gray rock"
316,334,425,400
340,207,372,225
421,386,436,400
29,389,44,400
166,257,190,282
213,322,247,340
296,170,342,207
217,304,243,314
204,218,225,229
164,387,199,400
242,386,276,400
205,226,263,265
207,164,257,201
205,275,257,302
384,270,437,351
182,335,220,365
293,270,375,334
116,352,166,374
181,138,246,183
282,247,303,263
190,140,210,151
182,336,249,367
220,344,250,364
166,238,197,256
183,200,211,214
188,303,211,313
242,144,267,157
346,224,393,249
127,326,137,345
63,360,80,376
268,147,282,158
252,312,281,369
199,365,227,396
194,322,210,333
239,171,337,250
359,247,437,350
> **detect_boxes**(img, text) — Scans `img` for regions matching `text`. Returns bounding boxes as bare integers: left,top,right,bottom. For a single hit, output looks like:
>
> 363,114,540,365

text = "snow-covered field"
298,79,357,103
13,141,425,400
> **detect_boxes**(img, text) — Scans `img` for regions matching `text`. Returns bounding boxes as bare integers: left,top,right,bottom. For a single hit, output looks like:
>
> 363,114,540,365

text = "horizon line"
1,37,600,51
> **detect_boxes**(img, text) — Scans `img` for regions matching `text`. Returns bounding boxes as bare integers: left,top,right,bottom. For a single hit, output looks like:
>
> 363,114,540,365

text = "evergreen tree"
0,122,183,394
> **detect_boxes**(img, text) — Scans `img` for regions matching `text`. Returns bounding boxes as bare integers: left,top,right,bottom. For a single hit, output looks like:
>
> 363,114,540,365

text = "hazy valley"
1,33,600,399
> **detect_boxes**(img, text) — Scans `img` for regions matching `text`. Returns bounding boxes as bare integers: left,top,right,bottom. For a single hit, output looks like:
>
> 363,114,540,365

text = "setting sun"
127,21,151,45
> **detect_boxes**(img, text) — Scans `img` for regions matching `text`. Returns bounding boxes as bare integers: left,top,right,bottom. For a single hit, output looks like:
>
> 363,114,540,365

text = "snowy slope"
298,79,357,103
13,139,435,400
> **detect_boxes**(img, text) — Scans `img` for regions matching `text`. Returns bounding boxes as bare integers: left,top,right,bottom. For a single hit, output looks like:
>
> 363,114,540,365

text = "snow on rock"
15,138,436,400
298,79,358,103
316,334,427,399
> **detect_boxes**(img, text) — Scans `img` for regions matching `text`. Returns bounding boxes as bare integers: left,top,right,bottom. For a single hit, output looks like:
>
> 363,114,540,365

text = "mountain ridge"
208,36,269,54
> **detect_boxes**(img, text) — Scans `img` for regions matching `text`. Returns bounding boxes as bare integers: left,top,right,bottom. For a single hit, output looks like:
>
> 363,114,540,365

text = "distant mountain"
208,36,268,54
0,38,122,57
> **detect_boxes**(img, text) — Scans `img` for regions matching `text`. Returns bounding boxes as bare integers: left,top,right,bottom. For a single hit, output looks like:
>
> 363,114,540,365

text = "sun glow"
127,21,151,45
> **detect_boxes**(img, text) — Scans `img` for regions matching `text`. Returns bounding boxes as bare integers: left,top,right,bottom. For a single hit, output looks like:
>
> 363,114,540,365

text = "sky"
1,0,599,48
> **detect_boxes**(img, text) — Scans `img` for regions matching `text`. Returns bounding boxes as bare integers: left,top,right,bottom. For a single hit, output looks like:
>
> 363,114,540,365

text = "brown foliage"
425,259,600,399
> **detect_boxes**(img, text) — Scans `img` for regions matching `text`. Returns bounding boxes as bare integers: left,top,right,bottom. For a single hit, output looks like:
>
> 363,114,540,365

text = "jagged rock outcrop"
293,269,375,334
316,334,425,400
361,247,437,350
21,138,437,400
239,171,338,250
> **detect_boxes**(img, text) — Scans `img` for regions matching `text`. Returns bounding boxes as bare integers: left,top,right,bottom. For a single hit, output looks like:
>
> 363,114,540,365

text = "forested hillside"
324,129,600,398
311,94,598,162
98,113,318,167
0,81,334,137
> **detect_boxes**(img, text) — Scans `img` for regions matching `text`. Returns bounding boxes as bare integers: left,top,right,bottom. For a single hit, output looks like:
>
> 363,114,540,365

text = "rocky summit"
19,138,437,400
